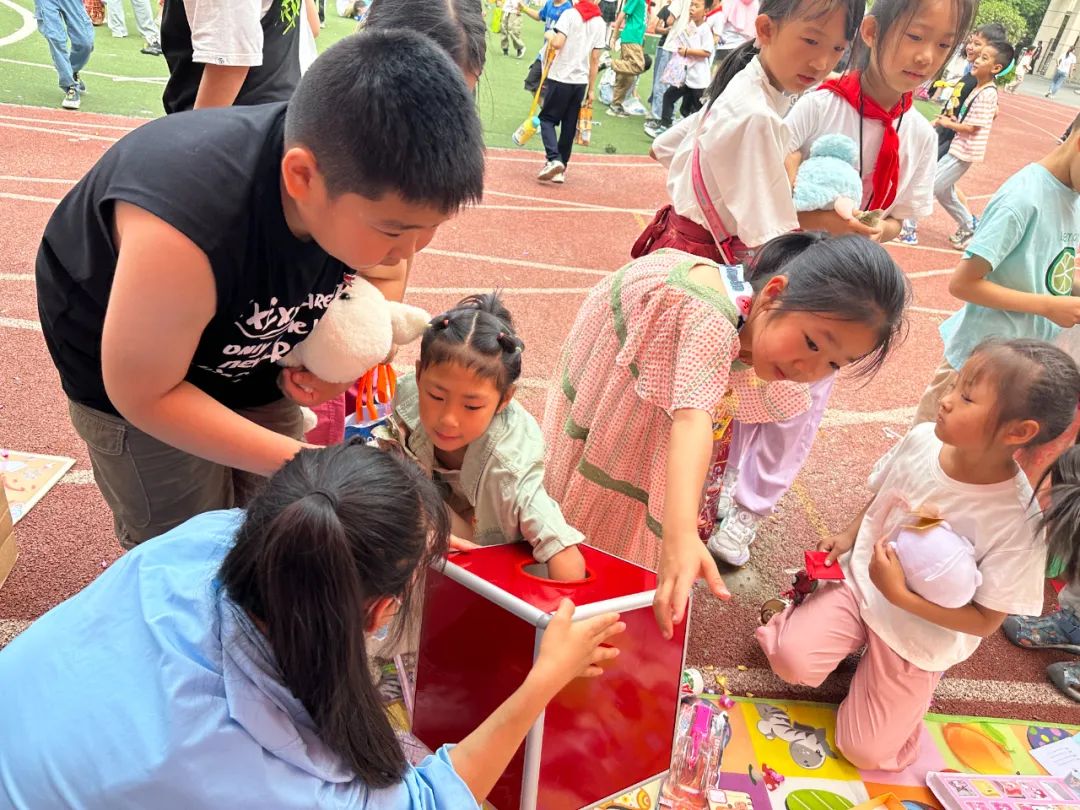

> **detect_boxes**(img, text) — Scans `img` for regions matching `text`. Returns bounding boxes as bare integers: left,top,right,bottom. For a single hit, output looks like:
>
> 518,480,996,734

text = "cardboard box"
0,486,17,590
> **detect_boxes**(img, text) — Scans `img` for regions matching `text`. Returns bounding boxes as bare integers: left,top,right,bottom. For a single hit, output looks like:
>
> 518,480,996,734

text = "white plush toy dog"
281,276,430,385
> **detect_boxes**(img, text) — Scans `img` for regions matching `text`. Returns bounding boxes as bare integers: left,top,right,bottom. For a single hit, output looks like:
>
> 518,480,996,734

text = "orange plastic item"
356,364,397,421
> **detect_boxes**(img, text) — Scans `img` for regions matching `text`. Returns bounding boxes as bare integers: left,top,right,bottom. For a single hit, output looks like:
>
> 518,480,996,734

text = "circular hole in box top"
519,560,595,585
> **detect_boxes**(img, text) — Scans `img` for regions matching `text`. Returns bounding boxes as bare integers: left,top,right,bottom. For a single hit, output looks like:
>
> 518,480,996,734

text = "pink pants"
756,583,942,772
730,374,835,516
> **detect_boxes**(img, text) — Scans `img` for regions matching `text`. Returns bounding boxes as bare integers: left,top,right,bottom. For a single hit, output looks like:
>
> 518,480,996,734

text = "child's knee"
754,623,825,688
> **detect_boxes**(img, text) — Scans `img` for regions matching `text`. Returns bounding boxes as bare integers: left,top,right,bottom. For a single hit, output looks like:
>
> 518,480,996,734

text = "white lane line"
483,188,656,214
0,174,80,183
1,191,61,204
906,267,953,279
0,316,41,331
60,470,95,485
0,0,37,47
0,121,119,142
0,273,33,281
998,109,1060,141
702,666,1078,708
422,248,609,277
820,406,915,427
0,114,133,132
0,57,167,84
888,242,966,257
910,305,955,316
486,153,660,168
409,286,589,294
477,204,647,213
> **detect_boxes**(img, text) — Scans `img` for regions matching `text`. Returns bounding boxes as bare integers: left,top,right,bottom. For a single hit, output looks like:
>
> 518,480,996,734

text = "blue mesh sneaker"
1002,607,1080,654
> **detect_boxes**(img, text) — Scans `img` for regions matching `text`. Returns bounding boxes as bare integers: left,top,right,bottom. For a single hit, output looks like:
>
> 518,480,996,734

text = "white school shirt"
1058,51,1076,74
651,56,798,248
786,90,937,221
682,22,715,89
547,8,607,85
840,423,1045,673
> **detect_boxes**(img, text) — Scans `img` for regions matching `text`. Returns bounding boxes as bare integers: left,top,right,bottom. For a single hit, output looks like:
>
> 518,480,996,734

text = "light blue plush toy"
792,134,867,222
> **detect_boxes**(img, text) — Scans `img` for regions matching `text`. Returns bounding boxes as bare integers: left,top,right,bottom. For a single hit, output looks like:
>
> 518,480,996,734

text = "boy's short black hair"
284,30,485,214
987,39,1016,73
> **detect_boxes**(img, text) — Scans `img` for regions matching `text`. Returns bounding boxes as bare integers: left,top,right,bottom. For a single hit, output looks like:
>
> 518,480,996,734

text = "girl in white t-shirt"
708,0,977,569
758,338,1080,771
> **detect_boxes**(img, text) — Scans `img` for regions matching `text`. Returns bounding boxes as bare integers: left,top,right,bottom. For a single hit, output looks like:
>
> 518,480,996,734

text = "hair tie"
308,489,338,509
442,318,450,327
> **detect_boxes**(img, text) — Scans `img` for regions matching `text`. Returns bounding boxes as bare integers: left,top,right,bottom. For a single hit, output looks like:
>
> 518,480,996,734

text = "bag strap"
957,85,991,122
690,109,736,263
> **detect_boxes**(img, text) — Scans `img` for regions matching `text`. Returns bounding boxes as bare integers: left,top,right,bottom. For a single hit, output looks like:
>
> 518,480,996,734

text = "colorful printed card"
927,771,1080,810
0,450,75,524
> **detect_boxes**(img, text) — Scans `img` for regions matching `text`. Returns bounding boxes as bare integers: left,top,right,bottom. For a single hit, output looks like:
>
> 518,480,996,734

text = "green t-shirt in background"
621,0,646,44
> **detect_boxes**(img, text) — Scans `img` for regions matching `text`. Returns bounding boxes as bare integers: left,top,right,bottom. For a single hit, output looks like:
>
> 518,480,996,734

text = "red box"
412,543,689,810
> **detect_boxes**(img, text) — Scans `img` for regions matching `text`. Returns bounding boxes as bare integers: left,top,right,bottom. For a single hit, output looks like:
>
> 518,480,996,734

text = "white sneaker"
537,159,565,181
551,169,566,184
712,468,740,520
707,505,762,567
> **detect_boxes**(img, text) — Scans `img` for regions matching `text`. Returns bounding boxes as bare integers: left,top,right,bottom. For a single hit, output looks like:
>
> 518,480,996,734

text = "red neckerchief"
576,0,602,21
705,6,723,16
820,71,912,211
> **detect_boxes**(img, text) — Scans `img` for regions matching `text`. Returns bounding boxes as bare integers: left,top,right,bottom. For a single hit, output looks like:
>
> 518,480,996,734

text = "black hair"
974,22,1007,42
706,0,865,103
746,231,910,377
220,442,450,787
419,292,524,399
1035,447,1080,585
851,0,977,81
284,29,484,214
363,0,486,80
964,338,1080,447
986,39,1016,76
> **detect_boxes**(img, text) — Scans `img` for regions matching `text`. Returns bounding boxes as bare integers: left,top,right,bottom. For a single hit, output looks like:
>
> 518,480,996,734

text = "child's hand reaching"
817,530,856,566
530,599,625,691
278,367,353,407
868,538,909,604
546,545,587,581
654,531,730,640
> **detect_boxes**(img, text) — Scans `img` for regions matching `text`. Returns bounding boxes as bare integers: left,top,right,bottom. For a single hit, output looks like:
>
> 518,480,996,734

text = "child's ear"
760,274,788,301
281,146,320,203
497,384,517,413
859,15,877,50
754,13,773,47
1002,418,1041,448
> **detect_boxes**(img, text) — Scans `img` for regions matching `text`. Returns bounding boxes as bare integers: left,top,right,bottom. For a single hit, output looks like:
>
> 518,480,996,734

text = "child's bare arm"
654,408,729,639
949,254,1080,327
194,65,251,109
869,539,1006,635
102,203,307,477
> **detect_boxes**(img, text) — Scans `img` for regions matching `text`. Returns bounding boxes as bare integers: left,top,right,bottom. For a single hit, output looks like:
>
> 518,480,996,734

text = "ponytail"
705,40,760,106
220,442,450,787
1036,446,1080,585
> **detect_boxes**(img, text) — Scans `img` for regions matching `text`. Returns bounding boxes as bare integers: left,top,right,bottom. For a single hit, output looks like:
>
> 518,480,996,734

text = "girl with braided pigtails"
382,292,588,582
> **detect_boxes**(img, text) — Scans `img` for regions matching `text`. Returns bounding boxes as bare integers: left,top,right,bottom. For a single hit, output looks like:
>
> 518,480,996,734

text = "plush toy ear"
387,303,432,345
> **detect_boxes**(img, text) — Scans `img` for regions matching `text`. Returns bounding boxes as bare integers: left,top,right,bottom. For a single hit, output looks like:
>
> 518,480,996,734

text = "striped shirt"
949,84,997,163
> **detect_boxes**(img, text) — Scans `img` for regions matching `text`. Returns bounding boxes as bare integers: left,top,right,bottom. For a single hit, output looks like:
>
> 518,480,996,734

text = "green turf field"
0,0,661,155
0,0,936,156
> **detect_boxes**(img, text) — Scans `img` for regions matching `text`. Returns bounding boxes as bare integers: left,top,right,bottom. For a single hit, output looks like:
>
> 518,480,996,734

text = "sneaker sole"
61,102,80,110
706,537,750,567
537,164,564,181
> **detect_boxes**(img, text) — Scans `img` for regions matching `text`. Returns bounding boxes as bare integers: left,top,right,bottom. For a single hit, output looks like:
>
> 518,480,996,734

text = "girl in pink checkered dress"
543,234,909,636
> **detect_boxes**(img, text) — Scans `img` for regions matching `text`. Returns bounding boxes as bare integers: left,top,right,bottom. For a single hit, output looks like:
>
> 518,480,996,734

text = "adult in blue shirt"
0,442,624,808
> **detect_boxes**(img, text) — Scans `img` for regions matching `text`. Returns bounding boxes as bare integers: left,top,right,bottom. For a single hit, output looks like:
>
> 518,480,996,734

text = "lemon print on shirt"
1046,247,1076,296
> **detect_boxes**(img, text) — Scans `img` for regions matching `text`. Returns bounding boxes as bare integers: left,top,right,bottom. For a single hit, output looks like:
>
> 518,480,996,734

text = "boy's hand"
817,530,856,566
531,600,624,687
1042,296,1080,327
546,545,587,581
278,367,353,407
654,530,729,640
868,538,908,604
448,535,481,553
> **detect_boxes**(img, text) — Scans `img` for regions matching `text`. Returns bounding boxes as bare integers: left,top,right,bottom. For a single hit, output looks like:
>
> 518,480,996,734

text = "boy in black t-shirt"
35,31,485,548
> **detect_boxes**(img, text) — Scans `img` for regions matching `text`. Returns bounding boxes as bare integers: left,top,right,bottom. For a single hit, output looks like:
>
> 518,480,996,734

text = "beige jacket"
385,373,584,563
